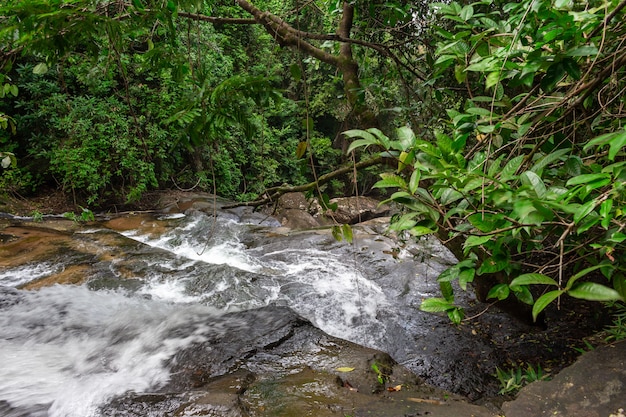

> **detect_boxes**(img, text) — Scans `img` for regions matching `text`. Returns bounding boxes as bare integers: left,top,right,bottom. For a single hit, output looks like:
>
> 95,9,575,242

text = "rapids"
0,206,509,416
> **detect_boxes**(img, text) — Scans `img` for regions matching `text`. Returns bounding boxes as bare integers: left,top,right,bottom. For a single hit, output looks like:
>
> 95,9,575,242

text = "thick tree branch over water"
222,156,384,209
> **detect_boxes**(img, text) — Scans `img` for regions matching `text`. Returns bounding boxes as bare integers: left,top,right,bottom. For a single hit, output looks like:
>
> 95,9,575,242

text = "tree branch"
176,11,256,25
222,156,384,209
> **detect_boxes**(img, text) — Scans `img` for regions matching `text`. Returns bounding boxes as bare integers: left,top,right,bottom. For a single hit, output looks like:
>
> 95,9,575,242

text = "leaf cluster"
345,0,626,323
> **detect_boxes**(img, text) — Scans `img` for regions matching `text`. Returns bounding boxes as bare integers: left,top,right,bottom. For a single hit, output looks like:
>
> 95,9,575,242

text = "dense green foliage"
347,0,626,322
0,0,367,203
2,0,626,323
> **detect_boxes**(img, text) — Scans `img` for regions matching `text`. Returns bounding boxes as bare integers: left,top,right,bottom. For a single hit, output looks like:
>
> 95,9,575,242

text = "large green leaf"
532,290,564,322
374,174,407,189
500,155,524,181
566,173,611,186
421,298,455,313
520,171,546,197
510,273,558,287
566,264,615,289
567,282,623,301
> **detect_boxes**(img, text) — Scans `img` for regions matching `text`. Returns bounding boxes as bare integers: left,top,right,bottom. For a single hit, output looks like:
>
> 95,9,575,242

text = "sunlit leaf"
420,297,455,313
33,63,48,75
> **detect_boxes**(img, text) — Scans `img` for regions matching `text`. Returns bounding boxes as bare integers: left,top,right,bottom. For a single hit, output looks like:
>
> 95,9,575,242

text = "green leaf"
347,138,377,154
512,285,534,305
613,274,626,300
520,171,546,197
410,226,435,236
530,148,570,176
600,199,613,229
374,174,407,189
458,268,475,291
541,62,565,92
608,131,626,161
500,155,524,181
573,200,596,224
342,224,353,243
440,280,454,302
396,126,416,149
568,282,623,301
409,169,420,194
331,225,342,241
447,307,464,324
463,235,491,253
468,213,500,233
397,150,415,172
460,4,474,20
295,141,307,159
477,256,508,274
389,213,418,231
290,63,302,82
336,367,355,372
486,72,500,90
566,264,615,289
566,46,599,57
562,58,581,80
420,297,455,313
33,63,48,75
509,273,558,287
487,283,510,300
566,173,611,186
532,290,564,322
584,130,626,161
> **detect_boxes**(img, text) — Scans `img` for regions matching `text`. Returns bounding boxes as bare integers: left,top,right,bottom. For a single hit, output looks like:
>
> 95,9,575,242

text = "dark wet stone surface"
102,306,499,417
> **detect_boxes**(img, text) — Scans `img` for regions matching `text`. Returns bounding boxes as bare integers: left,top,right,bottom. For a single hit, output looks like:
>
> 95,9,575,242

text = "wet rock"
327,196,391,224
502,341,626,417
276,208,320,229
103,306,498,417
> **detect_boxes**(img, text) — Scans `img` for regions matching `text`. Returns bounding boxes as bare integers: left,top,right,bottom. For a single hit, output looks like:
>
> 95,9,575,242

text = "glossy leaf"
567,282,623,301
509,273,558,287
532,290,564,322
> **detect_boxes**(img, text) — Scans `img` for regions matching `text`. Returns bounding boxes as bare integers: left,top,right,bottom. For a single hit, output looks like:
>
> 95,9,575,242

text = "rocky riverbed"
0,191,621,416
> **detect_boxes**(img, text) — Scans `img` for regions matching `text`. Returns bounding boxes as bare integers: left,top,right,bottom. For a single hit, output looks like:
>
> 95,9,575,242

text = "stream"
0,198,590,416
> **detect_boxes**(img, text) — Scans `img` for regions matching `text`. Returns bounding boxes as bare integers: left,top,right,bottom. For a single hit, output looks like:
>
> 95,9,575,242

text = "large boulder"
502,341,626,417
328,196,391,224
271,193,391,229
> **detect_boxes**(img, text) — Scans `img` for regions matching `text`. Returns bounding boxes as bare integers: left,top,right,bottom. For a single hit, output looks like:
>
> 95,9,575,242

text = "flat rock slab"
503,341,626,417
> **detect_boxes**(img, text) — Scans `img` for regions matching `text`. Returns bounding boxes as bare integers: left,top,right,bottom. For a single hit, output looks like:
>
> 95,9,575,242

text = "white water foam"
0,285,225,417
121,216,260,273
117,213,390,347
0,262,61,288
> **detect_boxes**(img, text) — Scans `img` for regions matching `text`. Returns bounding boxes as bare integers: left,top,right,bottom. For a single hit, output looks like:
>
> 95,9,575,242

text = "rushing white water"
0,285,228,417
0,211,428,416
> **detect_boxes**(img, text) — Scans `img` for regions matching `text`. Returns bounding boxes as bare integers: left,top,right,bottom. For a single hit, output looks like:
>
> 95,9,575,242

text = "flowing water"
0,208,490,416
